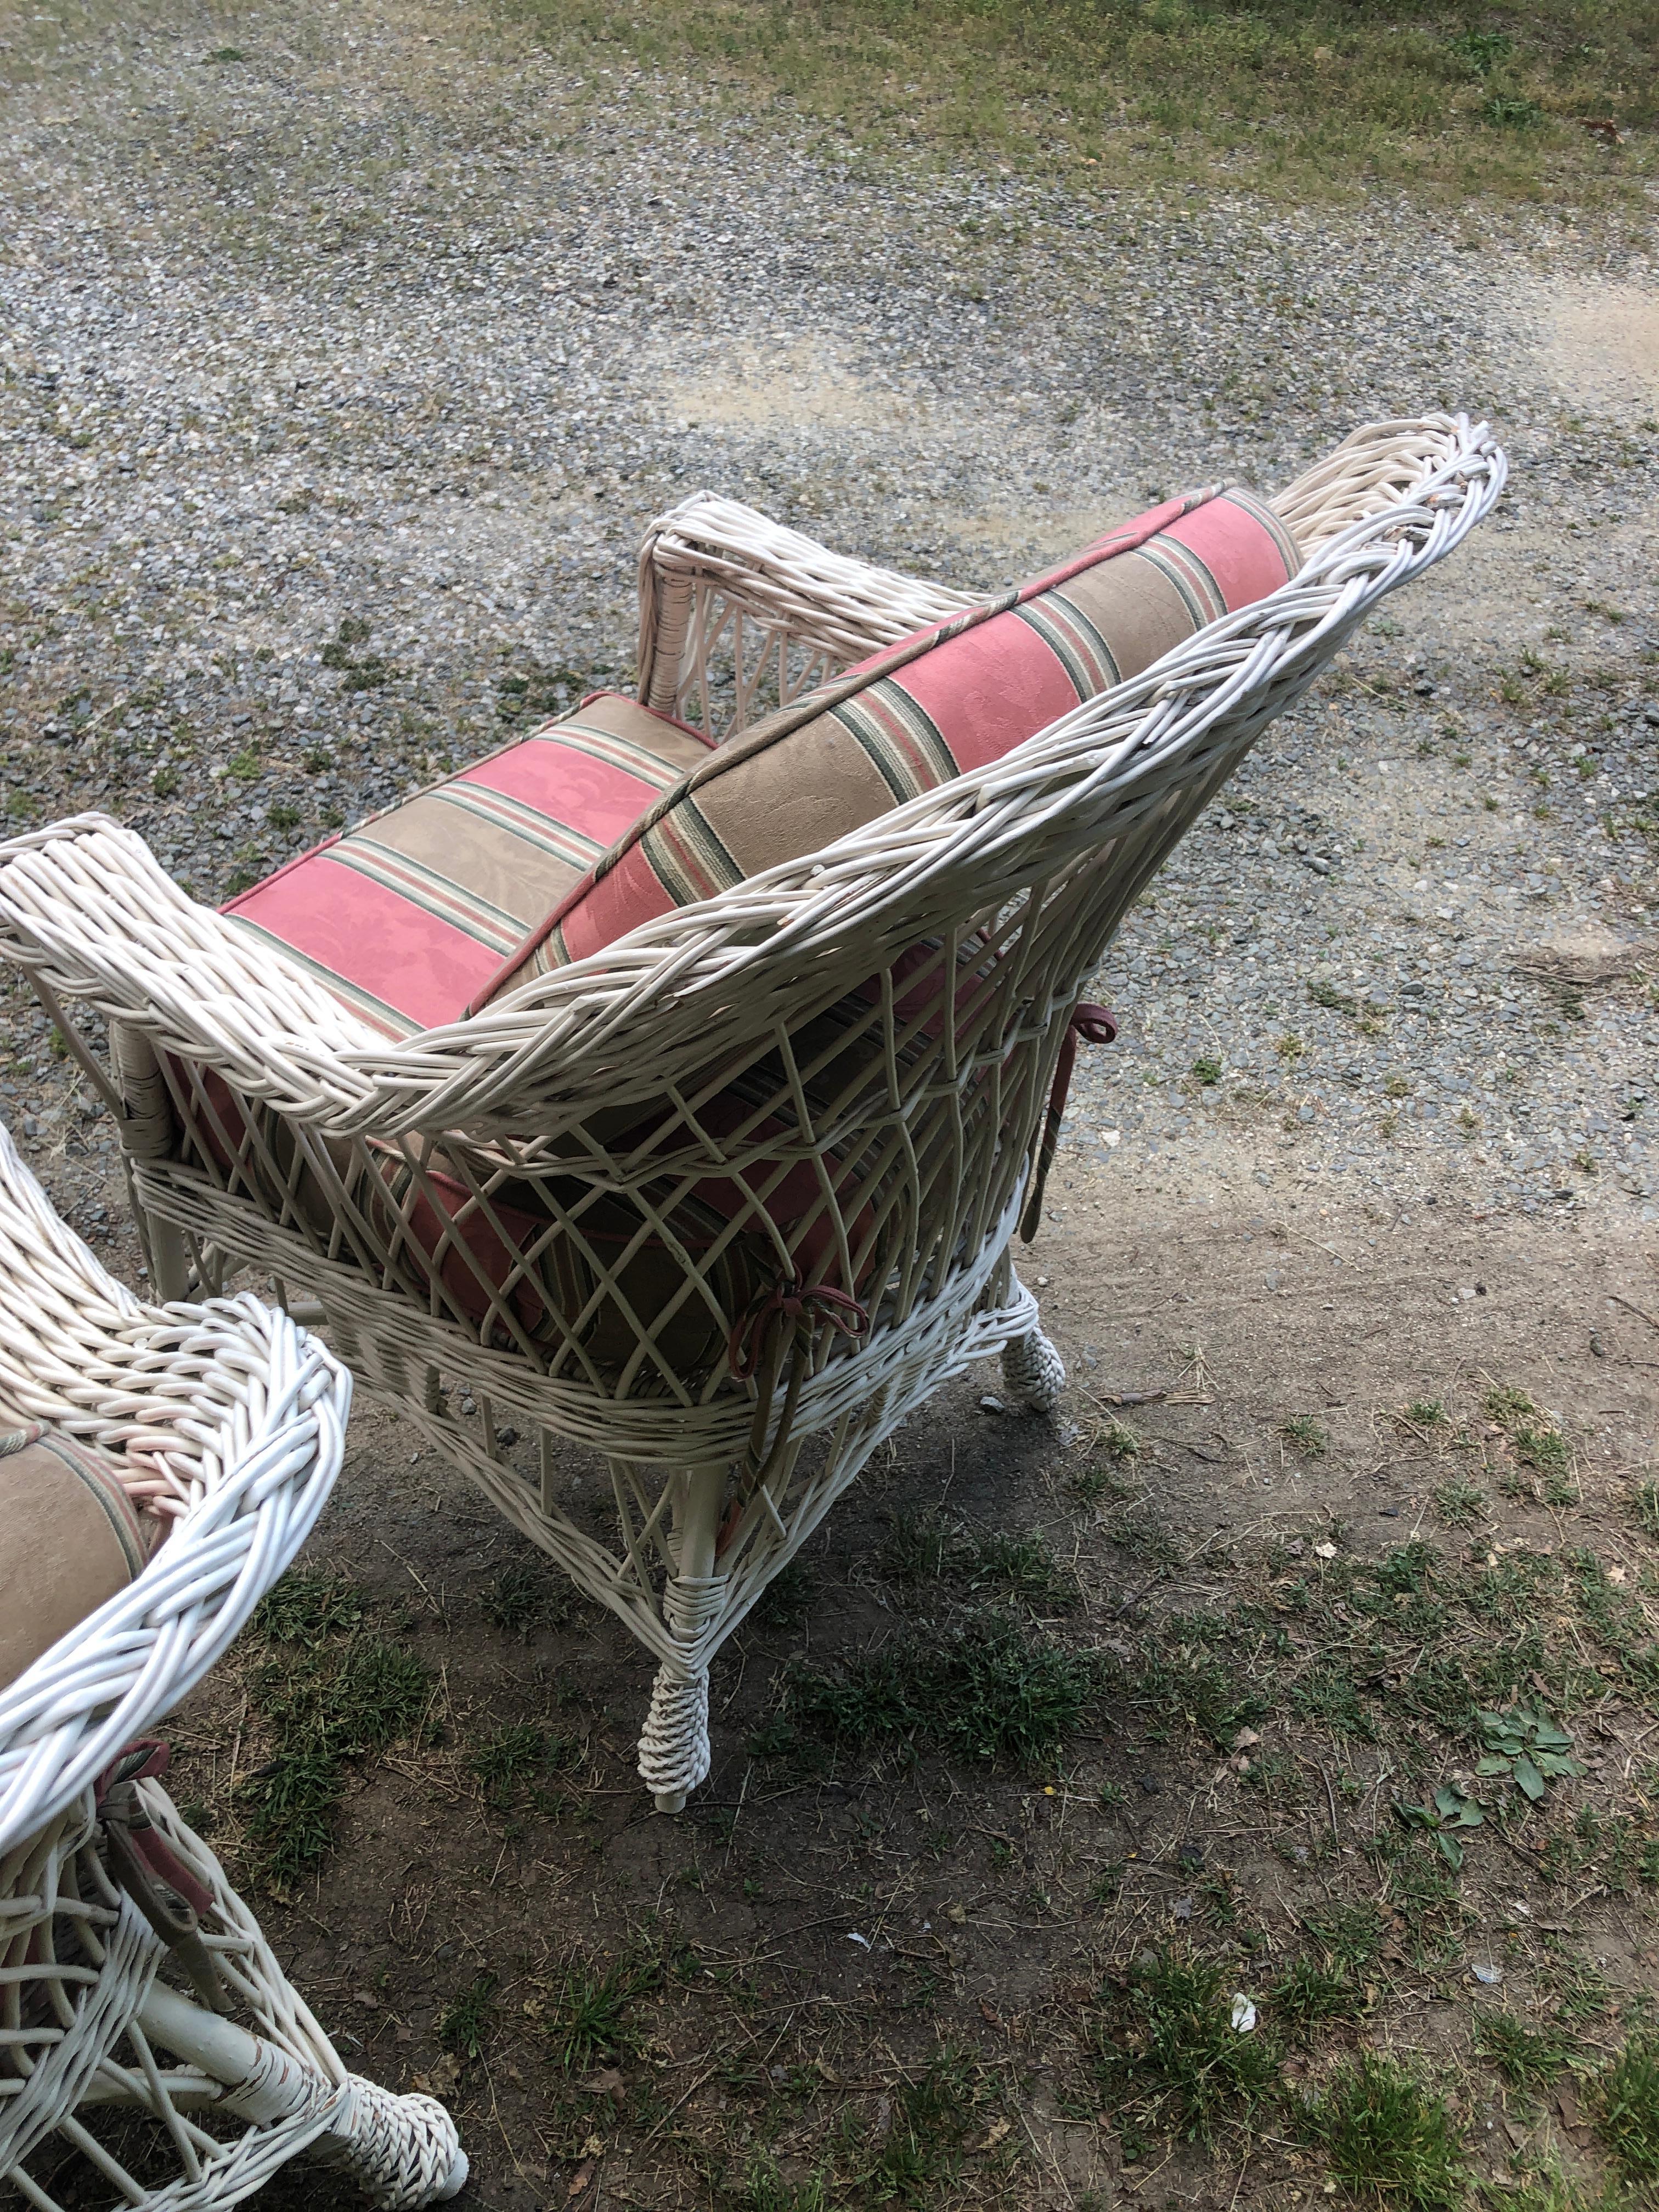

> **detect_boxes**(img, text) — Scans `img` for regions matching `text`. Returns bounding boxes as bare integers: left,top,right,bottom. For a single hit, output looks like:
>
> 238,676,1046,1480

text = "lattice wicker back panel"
146,719,1264,1423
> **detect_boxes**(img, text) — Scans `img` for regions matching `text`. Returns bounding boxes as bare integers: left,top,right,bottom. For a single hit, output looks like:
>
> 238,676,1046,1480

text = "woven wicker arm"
636,490,984,740
0,1118,354,1851
0,416,1506,1810
0,1120,466,2209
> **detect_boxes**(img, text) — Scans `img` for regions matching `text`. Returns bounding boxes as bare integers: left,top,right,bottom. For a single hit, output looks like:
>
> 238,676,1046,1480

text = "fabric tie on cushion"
1019,1001,1119,1244
95,1741,215,1920
719,1278,872,1554
726,1277,871,1383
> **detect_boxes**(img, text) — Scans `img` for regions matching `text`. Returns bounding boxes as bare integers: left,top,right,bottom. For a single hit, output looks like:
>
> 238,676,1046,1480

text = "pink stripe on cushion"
891,606,1081,777
232,857,504,1029
550,845,678,970
1161,491,1302,611
460,737,670,848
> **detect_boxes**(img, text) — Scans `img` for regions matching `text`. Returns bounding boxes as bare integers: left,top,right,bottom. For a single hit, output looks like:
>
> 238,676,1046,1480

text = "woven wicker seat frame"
0,416,1505,1809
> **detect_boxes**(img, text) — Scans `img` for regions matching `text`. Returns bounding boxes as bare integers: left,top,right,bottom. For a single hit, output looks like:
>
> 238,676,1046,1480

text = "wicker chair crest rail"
0,1119,467,2211
0,414,1506,1809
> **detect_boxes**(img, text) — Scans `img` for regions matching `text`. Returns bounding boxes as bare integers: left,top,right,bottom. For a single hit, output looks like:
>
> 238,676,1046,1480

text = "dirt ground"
132,1178,1654,2212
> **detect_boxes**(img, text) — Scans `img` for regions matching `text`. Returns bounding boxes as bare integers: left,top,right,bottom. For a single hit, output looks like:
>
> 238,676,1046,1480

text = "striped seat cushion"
475,484,1302,996
223,692,713,1036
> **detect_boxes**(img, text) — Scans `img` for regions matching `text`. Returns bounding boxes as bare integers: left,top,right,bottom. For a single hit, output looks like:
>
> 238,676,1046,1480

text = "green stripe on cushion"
832,679,960,804
429,782,607,869
328,844,527,955
530,719,695,791
1013,592,1122,698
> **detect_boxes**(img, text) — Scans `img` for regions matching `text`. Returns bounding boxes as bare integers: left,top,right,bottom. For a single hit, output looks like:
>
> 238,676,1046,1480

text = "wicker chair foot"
638,1661,711,1812
137,1983,467,2208
317,2076,470,2208
1001,1325,1066,1415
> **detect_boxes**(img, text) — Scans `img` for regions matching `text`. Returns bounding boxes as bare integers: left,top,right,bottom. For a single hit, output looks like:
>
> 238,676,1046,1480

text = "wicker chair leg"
139,1983,467,2207
638,1657,711,1816
1000,1317,1066,1416
636,1460,727,1813
144,1210,194,1301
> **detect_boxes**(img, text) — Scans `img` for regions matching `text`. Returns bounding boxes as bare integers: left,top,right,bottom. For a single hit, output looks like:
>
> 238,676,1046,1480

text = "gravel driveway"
3,5,1655,1254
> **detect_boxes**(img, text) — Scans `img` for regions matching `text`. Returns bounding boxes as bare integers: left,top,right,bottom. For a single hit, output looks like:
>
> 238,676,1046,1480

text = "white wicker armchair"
0,417,1505,1811
0,1122,466,2212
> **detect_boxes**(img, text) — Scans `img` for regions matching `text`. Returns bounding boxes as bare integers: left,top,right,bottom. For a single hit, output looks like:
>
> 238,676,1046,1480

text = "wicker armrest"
0,1115,350,1853
1269,415,1476,548
0,814,382,1113
636,492,983,741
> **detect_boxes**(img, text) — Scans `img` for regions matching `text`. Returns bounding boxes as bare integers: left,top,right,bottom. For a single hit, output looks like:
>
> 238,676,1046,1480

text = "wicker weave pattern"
0,417,1505,1807
1,1788,465,2212
637,491,982,742
0,1122,466,2210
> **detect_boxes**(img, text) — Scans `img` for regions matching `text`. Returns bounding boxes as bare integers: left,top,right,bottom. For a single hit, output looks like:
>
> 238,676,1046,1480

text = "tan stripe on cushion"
687,710,905,882
355,791,591,936
1047,550,1209,685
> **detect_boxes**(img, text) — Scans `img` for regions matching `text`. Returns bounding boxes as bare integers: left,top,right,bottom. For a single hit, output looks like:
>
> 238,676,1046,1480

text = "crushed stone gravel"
1,1,1655,1256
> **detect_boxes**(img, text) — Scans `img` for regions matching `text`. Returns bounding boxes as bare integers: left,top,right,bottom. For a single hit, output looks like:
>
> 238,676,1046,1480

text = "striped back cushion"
224,693,713,1036
476,485,1302,996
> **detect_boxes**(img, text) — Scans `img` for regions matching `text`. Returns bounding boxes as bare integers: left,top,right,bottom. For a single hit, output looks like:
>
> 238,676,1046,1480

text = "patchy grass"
1474,2011,1582,2091
236,1569,432,1893
1432,1477,1488,1528
159,1347,1659,2205
861,2053,978,2201
1592,2032,1659,2183
481,1556,567,1638
529,1947,659,2072
507,0,1659,214
776,1607,1099,1768
495,656,589,725
469,1723,578,1808
1296,2051,1467,2208
879,1507,1076,1608
1089,1948,1282,2143
438,1972,499,2059
1272,1952,1369,2032
1280,1413,1329,1456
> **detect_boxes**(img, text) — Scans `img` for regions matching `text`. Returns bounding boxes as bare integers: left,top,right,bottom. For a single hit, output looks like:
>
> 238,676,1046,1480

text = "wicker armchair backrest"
85,424,1504,1421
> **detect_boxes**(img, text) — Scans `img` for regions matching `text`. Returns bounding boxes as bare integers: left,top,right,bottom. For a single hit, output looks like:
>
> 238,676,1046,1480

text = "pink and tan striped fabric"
477,484,1302,996
223,692,713,1037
